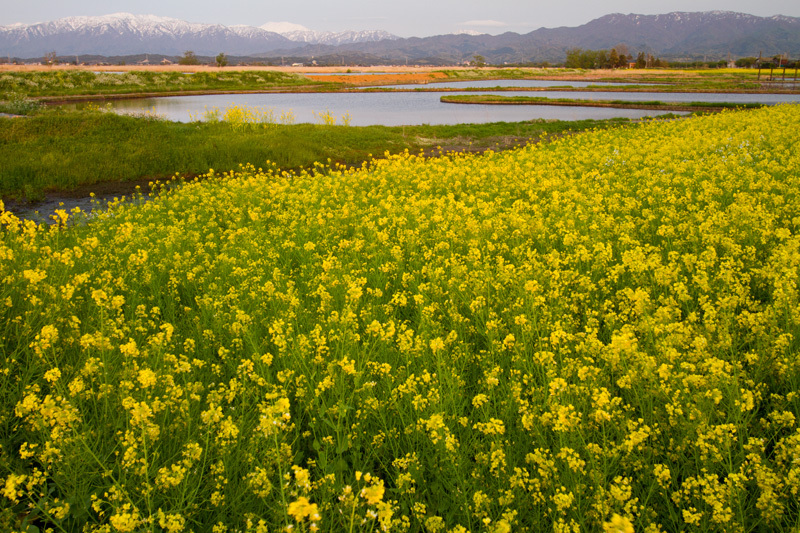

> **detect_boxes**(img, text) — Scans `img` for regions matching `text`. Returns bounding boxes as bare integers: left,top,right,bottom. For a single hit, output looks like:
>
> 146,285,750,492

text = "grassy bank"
2,105,800,532
0,108,632,201
0,70,333,100
437,67,793,92
440,94,766,111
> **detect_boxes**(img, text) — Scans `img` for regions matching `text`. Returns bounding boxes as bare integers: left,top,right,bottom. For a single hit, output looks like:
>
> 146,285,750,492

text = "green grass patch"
0,70,336,100
440,94,766,111
434,67,794,93
0,108,631,201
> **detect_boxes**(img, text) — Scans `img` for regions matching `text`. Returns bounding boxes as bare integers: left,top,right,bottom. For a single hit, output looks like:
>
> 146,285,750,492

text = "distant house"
727,59,737,68
161,58,173,65
291,63,304,67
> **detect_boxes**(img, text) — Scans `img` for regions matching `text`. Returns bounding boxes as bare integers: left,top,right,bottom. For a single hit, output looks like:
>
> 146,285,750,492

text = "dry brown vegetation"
0,64,459,74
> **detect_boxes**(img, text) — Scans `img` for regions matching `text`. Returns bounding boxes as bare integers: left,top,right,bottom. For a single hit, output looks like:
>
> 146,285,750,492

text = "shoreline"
439,95,766,112
3,65,796,102
35,84,800,105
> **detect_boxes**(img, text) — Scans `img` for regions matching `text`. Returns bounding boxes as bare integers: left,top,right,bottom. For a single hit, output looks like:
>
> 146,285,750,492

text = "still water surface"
79,78,799,125
93,91,691,125
92,88,800,126
83,76,800,126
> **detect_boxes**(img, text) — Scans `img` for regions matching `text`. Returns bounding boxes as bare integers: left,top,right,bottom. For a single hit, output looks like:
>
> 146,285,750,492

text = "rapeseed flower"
287,496,320,522
1,104,799,532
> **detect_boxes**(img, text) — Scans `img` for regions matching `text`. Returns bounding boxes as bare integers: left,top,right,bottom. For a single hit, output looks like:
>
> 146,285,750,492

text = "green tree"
565,48,616,69
565,48,582,68
566,48,597,69
594,50,608,69
470,55,487,68
178,51,200,66
735,57,757,68
215,53,228,68
608,48,628,68
609,48,619,69
44,51,58,66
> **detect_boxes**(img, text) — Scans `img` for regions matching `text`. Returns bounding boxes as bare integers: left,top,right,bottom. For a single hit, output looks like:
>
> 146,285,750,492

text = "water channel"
96,92,686,125
77,79,800,126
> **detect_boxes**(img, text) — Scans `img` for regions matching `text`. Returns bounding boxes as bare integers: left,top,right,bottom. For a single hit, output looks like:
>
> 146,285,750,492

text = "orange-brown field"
304,72,449,85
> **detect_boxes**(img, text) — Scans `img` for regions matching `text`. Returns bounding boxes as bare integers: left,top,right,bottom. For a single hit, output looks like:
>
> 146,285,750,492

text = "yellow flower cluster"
1,105,800,532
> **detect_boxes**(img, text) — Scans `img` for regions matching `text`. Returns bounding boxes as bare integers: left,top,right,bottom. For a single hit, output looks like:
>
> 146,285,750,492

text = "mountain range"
0,13,399,57
323,11,800,64
1,11,798,64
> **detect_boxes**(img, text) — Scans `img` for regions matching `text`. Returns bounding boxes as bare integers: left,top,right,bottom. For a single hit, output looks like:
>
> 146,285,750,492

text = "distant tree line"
667,56,797,69
565,48,673,69
736,56,799,69
565,48,798,70
565,48,628,69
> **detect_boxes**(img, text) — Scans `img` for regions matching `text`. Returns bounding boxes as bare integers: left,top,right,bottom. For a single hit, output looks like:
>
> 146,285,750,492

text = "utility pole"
757,51,762,81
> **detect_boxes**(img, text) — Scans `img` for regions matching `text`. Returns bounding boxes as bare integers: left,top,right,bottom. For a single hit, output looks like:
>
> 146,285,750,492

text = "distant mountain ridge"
259,22,398,46
549,11,800,57
321,11,800,64
0,13,399,57
1,11,798,63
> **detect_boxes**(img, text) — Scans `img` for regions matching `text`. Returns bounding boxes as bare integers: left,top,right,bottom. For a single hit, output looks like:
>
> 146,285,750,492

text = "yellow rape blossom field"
2,105,800,533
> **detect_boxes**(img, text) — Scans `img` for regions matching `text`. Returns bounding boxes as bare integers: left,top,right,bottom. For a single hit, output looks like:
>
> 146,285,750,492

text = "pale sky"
3,0,799,37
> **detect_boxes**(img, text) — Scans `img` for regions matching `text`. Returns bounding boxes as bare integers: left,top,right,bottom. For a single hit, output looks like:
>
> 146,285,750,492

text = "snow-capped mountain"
0,13,398,57
261,24,399,46
259,22,312,35
1,11,797,63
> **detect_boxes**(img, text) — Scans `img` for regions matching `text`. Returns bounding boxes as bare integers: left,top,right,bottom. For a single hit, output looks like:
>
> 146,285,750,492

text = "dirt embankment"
304,72,449,85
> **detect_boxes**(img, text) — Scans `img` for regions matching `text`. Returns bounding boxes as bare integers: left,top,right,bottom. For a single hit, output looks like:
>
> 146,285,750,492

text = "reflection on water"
62,74,800,126
76,91,703,126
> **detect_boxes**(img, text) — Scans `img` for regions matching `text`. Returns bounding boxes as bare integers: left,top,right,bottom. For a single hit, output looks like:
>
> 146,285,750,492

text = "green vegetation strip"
437,68,780,93
440,94,765,111
0,108,631,201
0,70,337,100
